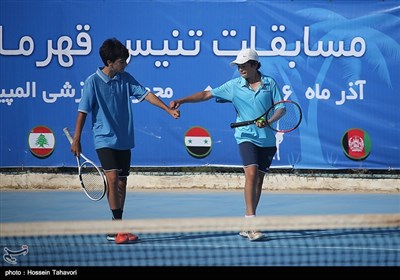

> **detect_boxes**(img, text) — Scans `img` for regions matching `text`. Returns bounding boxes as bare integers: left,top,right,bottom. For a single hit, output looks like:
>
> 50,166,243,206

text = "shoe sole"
115,239,139,244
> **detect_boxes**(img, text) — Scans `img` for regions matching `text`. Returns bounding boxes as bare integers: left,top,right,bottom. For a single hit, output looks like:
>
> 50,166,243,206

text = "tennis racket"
230,100,302,133
63,127,107,201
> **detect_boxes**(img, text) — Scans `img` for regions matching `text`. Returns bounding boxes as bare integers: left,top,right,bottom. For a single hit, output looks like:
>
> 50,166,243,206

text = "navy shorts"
96,148,131,177
238,142,276,173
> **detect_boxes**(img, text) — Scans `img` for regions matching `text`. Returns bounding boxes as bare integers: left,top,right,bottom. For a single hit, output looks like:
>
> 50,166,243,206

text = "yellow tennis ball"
256,116,266,123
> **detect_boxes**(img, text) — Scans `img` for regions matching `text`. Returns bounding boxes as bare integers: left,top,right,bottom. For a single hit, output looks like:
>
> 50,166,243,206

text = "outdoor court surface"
1,190,399,222
0,189,399,274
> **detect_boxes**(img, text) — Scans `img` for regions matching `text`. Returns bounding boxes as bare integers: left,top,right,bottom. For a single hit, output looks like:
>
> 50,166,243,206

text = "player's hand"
70,140,82,157
169,100,181,109
168,108,180,119
256,117,267,128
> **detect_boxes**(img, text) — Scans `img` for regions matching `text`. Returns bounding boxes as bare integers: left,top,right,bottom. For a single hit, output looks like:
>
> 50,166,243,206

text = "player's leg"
239,142,259,215
97,148,122,213
243,146,278,241
243,165,259,216
97,148,138,243
114,150,138,243
238,142,265,241
255,145,277,211
106,170,122,214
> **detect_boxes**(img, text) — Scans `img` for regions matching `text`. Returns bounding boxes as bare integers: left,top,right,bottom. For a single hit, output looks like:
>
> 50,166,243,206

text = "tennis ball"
256,117,266,123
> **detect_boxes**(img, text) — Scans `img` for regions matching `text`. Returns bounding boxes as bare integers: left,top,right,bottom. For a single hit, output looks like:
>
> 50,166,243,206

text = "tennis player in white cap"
170,48,285,241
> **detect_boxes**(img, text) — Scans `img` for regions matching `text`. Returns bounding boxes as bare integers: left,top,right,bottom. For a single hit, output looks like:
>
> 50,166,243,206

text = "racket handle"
230,121,254,128
63,127,74,144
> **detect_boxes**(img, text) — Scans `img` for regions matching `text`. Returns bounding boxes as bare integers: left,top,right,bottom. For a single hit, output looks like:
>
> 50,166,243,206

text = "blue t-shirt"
211,74,283,147
78,68,149,150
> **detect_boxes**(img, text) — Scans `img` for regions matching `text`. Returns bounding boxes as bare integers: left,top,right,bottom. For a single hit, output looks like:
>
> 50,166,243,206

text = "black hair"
249,60,262,70
99,38,129,66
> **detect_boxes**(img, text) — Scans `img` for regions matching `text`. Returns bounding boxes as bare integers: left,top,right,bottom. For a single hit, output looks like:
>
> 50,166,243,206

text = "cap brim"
230,58,252,66
230,59,242,66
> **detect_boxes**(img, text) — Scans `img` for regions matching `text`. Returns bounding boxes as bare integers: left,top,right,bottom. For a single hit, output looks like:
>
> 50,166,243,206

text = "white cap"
230,48,259,66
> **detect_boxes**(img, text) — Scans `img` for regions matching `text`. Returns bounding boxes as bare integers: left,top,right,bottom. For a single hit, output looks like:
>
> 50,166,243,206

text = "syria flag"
28,125,55,158
184,126,212,158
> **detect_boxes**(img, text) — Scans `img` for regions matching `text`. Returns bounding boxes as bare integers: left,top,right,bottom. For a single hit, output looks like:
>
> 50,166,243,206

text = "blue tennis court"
1,190,399,271
1,190,399,222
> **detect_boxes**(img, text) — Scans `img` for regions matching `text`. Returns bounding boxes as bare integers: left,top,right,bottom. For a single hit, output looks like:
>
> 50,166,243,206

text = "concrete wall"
1,172,398,193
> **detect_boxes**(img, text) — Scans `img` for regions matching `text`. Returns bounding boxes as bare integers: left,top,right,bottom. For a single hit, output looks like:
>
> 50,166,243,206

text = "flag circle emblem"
184,126,212,159
28,125,56,158
341,128,371,161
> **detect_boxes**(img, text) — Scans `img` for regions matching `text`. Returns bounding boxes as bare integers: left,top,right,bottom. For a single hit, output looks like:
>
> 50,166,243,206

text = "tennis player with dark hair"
69,38,180,244
170,48,284,241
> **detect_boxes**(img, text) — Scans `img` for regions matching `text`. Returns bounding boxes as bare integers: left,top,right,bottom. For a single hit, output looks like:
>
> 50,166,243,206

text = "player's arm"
145,92,180,119
267,107,286,124
170,90,213,109
71,112,87,157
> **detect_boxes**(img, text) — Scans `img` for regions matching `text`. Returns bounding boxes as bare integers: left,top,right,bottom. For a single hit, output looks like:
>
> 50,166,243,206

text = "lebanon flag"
28,125,55,158
184,126,212,158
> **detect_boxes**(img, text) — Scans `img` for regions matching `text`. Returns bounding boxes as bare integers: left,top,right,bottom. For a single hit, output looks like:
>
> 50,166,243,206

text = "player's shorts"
96,148,131,177
238,142,276,173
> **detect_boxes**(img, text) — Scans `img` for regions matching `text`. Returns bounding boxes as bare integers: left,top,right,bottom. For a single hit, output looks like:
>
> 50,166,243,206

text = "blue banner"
1,0,399,169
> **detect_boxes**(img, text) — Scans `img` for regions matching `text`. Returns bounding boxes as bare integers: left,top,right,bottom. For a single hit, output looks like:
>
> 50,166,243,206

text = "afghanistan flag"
184,126,212,159
28,125,55,158
341,128,371,161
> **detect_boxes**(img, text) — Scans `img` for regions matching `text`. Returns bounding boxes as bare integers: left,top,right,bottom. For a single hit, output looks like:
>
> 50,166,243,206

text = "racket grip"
230,121,254,128
63,127,74,144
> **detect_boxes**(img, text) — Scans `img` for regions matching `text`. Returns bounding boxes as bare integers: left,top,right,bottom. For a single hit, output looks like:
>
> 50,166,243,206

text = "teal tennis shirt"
78,68,149,150
211,74,283,147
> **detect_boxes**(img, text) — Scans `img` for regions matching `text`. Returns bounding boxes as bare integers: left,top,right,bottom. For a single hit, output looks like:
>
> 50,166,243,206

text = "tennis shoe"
106,234,116,241
239,231,265,241
115,233,139,244
126,233,139,241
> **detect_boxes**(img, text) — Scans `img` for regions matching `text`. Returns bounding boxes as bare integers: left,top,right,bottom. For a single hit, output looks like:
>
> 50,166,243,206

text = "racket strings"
268,102,301,132
80,162,106,200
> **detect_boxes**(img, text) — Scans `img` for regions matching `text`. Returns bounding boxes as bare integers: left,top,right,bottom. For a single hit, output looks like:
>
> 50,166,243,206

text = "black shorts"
238,142,276,173
96,148,131,177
